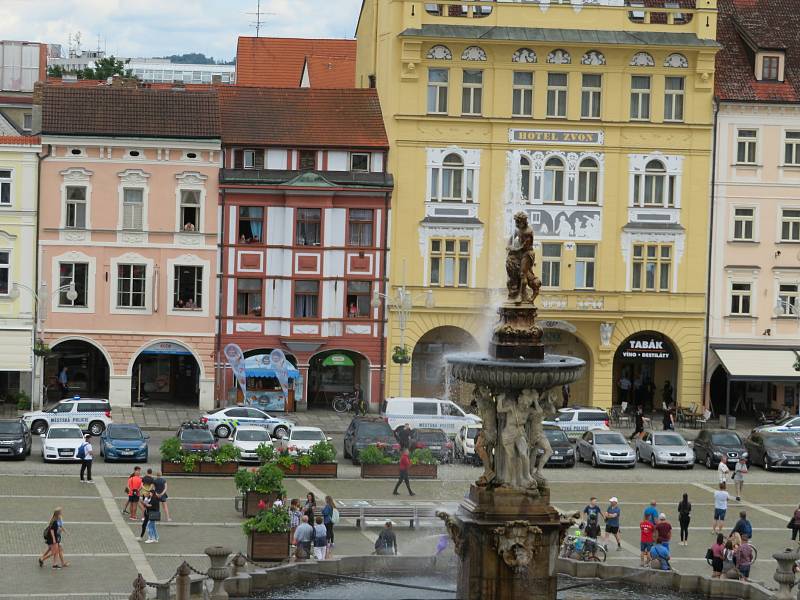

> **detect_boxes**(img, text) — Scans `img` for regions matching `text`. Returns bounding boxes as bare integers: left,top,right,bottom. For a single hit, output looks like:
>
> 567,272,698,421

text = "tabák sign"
509,128,604,145
620,337,672,360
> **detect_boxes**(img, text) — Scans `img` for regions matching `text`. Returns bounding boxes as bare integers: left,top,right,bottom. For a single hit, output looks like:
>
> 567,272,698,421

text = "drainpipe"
33,141,50,409
701,100,720,411
378,188,391,408
216,186,227,408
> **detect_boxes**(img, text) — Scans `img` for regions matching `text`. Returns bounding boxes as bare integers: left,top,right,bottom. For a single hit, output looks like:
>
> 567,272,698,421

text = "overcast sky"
0,0,361,61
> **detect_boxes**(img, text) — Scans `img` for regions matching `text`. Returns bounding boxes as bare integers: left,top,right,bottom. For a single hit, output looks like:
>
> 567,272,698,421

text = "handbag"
705,548,714,561
787,517,795,530
148,510,161,522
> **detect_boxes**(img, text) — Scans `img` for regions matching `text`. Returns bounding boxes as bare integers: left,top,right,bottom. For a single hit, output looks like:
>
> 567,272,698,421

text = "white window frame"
122,187,144,231
125,148,145,160
664,76,685,122
542,157,565,204
731,206,756,242
0,168,12,205
110,253,154,315
350,152,370,172
784,131,800,166
117,169,150,232
243,149,255,169
51,251,96,314
427,149,480,204
580,74,602,120
777,283,799,317
631,243,672,292
574,244,596,290
577,158,599,204
427,68,449,115
22,113,32,131
167,255,210,318
512,71,533,117
630,75,651,121
540,243,561,288
546,73,568,118
0,249,10,296
628,154,682,210
729,281,752,316
174,171,207,233
461,69,483,116
736,129,758,165
59,168,93,230
780,208,800,242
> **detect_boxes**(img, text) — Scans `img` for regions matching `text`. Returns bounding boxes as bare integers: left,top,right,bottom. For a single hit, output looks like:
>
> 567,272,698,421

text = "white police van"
22,397,112,436
382,397,480,438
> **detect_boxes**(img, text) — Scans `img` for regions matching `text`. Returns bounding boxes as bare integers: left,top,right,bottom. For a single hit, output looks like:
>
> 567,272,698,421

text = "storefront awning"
244,355,299,378
714,347,800,382
0,330,32,371
321,353,354,367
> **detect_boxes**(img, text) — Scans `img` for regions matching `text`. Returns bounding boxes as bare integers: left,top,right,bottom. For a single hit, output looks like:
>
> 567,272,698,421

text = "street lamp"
371,284,434,396
10,282,77,410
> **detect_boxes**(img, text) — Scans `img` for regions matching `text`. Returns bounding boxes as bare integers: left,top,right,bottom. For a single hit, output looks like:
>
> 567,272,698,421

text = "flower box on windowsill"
276,462,338,479
360,463,437,479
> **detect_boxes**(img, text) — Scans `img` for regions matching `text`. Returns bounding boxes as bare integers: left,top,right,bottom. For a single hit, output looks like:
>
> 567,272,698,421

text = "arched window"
520,156,531,202
577,158,598,204
543,157,564,203
430,153,474,203
643,160,666,206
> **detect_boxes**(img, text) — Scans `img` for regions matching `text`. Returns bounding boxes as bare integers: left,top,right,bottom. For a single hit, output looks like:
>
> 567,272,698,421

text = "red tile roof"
0,135,40,145
235,37,356,88
715,0,800,103
218,87,387,148
0,94,33,105
41,85,220,139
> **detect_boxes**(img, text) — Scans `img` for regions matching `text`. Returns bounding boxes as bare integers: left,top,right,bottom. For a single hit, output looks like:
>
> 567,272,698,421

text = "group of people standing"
126,466,170,543
291,493,338,561
618,373,674,412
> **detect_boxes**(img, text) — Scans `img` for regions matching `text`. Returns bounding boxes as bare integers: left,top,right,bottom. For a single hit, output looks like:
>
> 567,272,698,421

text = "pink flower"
258,500,267,510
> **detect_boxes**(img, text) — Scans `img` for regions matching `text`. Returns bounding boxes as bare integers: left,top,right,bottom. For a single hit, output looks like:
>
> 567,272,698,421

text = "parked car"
576,430,635,468
634,431,694,469
277,427,330,454
692,429,747,469
753,415,800,439
343,416,399,464
744,432,800,471
408,428,453,463
22,398,112,436
231,425,272,463
41,424,85,462
543,424,575,468
544,408,609,440
176,422,217,453
99,424,149,462
201,406,294,439
382,397,480,437
455,423,482,463
0,418,32,460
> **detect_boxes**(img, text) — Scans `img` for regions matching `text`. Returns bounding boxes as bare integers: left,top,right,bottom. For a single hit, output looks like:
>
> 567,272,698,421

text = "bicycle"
559,535,607,562
332,393,366,415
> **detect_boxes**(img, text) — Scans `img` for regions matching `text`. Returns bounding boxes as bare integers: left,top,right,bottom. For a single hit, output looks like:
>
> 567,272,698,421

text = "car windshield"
358,423,392,437
545,429,569,443
110,427,142,440
237,430,269,442
764,436,800,448
292,431,325,441
711,433,742,446
0,422,23,435
466,427,481,439
654,434,685,446
181,430,213,443
594,433,626,445
49,428,82,439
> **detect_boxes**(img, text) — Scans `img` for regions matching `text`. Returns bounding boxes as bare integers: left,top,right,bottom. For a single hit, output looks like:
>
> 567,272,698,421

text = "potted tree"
359,445,439,479
274,441,338,478
235,463,287,517
243,504,291,561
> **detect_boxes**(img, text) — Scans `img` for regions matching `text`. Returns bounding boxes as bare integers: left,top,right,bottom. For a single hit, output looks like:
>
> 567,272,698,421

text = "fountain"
439,211,585,600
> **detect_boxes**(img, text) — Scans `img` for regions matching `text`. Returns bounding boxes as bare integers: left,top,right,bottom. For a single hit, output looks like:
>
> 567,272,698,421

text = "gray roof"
400,25,720,48
221,169,393,189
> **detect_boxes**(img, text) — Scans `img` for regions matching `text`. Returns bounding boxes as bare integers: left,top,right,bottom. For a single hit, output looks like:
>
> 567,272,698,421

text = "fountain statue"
439,211,586,600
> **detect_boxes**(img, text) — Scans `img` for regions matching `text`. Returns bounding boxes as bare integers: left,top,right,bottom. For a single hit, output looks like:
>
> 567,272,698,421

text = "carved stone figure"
437,511,466,558
496,392,534,490
521,389,553,486
493,521,542,573
472,385,497,486
506,211,541,304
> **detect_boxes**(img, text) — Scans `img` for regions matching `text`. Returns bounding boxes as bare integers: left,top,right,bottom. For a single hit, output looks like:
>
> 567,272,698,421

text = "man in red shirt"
127,466,143,521
654,513,672,550
392,449,415,496
639,516,655,567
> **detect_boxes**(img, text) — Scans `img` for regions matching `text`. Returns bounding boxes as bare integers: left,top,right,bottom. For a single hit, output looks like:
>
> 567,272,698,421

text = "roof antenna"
247,0,275,38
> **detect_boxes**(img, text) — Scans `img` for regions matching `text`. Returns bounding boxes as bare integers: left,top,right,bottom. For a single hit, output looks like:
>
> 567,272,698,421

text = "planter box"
277,462,338,479
360,463,438,479
160,460,239,476
242,491,281,517
247,531,290,562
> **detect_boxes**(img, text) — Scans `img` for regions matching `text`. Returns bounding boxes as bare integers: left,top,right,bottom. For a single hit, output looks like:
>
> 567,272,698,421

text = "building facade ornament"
581,50,606,66
664,53,689,68
462,46,487,61
512,48,537,63
630,51,655,67
492,521,543,574
426,45,452,60
546,49,571,65
600,322,615,346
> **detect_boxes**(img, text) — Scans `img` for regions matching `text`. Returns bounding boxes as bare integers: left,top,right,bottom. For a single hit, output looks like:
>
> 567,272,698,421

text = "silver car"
576,430,635,468
635,431,694,469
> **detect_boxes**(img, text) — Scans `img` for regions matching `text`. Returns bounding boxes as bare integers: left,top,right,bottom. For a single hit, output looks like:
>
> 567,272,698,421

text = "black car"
693,429,747,469
176,422,217,453
745,432,800,471
0,419,32,460
343,417,399,464
409,428,452,463
543,424,575,468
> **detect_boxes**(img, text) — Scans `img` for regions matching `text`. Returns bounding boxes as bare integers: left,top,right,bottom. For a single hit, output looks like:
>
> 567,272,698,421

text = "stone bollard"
128,574,147,600
175,561,191,600
773,547,800,600
206,545,232,600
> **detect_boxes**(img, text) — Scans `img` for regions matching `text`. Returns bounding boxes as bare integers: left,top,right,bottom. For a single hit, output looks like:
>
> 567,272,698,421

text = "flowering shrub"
242,504,291,535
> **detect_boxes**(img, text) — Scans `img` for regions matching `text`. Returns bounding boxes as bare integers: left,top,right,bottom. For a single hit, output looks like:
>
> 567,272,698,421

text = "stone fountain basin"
446,352,585,391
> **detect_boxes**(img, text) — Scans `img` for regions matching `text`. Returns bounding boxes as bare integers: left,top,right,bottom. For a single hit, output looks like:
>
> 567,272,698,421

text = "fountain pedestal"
489,304,544,360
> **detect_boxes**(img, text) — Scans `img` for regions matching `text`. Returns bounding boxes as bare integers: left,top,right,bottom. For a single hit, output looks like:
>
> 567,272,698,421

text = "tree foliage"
47,56,135,81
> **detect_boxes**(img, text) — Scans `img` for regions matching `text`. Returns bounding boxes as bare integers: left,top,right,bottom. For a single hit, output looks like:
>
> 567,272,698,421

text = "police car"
22,398,112,436
543,407,609,440
200,406,295,439
753,415,800,439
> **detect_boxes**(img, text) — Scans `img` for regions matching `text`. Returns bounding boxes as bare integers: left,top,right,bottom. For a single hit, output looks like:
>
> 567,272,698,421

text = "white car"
278,427,329,454
231,426,273,462
544,407,609,440
455,423,482,463
41,424,86,462
23,398,112,436
201,406,295,439
382,397,481,437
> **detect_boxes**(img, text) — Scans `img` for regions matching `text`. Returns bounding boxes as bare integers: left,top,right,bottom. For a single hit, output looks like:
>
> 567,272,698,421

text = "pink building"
37,82,221,409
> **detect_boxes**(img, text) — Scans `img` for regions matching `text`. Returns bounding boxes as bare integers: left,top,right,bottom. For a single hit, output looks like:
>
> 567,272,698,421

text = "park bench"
336,504,440,530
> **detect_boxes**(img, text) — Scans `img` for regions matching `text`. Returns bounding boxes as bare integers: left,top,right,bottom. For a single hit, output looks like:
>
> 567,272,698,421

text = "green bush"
211,443,240,465
234,463,286,496
181,452,201,473
15,391,31,411
242,505,291,535
160,437,182,462
255,443,275,463
358,444,394,465
410,448,438,465
308,440,336,464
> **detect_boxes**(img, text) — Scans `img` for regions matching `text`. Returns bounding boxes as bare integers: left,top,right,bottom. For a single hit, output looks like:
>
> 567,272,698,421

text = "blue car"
99,424,149,462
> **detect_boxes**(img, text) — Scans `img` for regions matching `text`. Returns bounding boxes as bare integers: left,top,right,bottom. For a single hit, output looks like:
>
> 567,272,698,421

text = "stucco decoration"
462,46,487,61
581,50,606,66
60,167,93,182
600,322,615,346
512,48,537,64
427,45,452,60
630,51,655,67
547,49,571,65
175,171,208,186
117,168,150,185
664,53,689,68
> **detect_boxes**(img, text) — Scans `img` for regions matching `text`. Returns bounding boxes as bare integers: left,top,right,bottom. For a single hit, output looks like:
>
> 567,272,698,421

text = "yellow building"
0,135,41,400
357,0,718,411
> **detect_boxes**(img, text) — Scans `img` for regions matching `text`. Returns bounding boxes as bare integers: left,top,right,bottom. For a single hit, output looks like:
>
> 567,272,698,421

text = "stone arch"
410,325,479,401
45,337,112,401
307,348,370,409
612,327,682,410
127,338,205,378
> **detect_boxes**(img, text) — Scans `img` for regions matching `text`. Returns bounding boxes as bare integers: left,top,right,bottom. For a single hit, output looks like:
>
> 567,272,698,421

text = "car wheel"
273,426,288,439
577,449,584,463
31,420,47,435
705,454,712,469
343,444,351,459
591,453,598,468
88,421,105,436
635,449,641,462
650,454,657,469
215,424,231,439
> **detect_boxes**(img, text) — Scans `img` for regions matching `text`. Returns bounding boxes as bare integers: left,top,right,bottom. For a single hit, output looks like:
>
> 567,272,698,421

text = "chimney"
31,81,44,134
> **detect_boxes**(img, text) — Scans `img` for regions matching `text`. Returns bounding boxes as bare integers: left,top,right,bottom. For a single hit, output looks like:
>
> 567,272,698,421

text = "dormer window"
350,153,370,172
757,53,784,82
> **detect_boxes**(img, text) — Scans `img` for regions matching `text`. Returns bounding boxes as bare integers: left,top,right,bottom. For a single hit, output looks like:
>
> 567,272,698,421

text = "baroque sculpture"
506,211,541,304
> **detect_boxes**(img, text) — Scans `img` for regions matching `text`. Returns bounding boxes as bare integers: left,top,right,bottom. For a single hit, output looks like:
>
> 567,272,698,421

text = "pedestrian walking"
77,434,94,483
561,384,570,409
709,533,724,578
302,492,316,523
662,381,674,406
713,482,730,534
639,514,655,567
731,510,752,542
717,456,729,485
39,508,68,568
655,513,672,550
321,495,337,550
312,516,328,560
789,504,800,541
392,448,415,496
733,458,747,501
142,489,160,543
153,471,171,521
397,424,412,450
629,406,645,441
57,367,69,398
293,515,313,560
735,534,754,581
603,497,622,551
677,493,691,546
374,521,398,555
127,466,143,521
644,500,659,525
582,497,602,521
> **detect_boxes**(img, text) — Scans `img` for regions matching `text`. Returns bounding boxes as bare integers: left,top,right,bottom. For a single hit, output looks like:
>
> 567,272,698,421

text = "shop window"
294,280,319,318
346,281,371,318
580,74,601,119
732,207,755,241
781,209,800,242
348,209,373,247
236,279,262,316
179,190,200,231
512,71,533,117
0,251,8,295
116,264,146,308
65,186,86,228
238,206,263,243
59,262,88,307
632,244,671,292
575,244,596,289
122,188,144,230
630,76,651,121
543,157,565,203
541,243,561,288
461,70,483,115
0,170,10,205
430,238,469,287
427,68,449,114
295,208,321,246
546,73,567,118
736,129,757,165
730,282,751,315
577,158,599,204
173,265,202,309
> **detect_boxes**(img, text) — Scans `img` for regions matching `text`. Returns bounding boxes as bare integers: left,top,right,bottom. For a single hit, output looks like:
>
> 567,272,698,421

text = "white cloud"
0,0,361,60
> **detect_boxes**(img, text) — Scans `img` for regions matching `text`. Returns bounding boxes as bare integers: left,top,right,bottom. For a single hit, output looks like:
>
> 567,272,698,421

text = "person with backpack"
312,516,328,560
321,495,338,551
77,434,93,483
375,521,397,555
39,508,68,568
730,510,752,545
